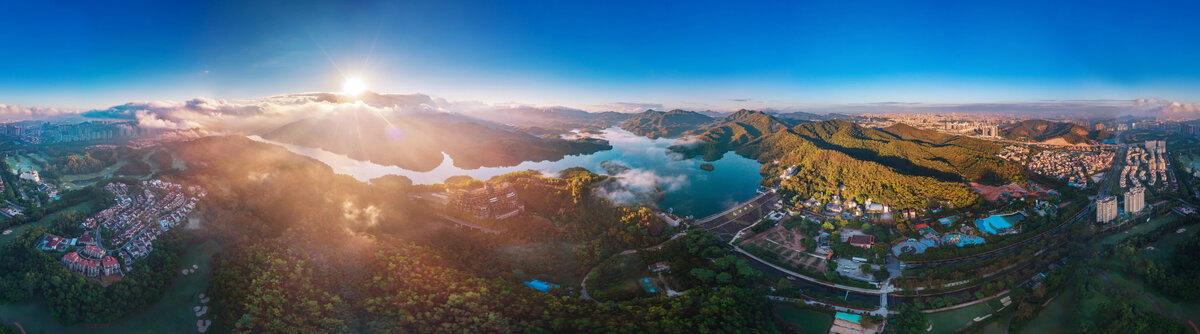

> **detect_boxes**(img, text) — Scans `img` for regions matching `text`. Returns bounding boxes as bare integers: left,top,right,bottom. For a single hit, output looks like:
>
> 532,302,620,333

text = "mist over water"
250,127,763,217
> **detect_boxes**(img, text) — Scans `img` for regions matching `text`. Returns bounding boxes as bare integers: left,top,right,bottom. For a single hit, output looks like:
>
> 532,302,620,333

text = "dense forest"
1000,119,1111,145
617,109,714,138
0,227,186,325
162,136,780,333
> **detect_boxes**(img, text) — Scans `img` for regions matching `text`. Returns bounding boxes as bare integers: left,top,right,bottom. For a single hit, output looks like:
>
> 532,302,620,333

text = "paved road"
767,295,878,314
734,247,888,296
579,231,687,302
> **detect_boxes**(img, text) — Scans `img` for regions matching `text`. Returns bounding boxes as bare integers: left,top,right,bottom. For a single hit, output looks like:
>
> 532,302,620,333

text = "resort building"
1124,186,1145,214
1096,196,1118,223
848,235,874,248
447,182,525,220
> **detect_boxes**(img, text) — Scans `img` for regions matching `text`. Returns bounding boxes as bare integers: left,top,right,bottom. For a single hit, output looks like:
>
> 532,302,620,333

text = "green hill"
670,110,796,160
669,117,1025,209
618,109,714,138
1000,120,1108,145
786,121,1022,184
471,107,632,134
263,111,611,171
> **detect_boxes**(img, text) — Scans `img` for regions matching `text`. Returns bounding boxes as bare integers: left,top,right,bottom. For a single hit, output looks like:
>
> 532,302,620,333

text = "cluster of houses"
997,145,1030,163
34,179,204,279
799,188,892,219
60,245,121,277
1121,142,1173,190
1025,148,1114,188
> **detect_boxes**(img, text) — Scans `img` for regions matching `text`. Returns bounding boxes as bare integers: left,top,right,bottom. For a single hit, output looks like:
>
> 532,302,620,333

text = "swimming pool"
975,212,1025,235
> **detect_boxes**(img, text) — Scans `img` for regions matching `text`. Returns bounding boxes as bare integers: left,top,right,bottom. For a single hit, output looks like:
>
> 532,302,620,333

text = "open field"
1099,214,1181,246
0,239,222,333
772,302,833,334
4,153,45,173
1141,222,1200,262
1021,289,1081,333
925,301,993,334
0,200,98,246
740,226,825,272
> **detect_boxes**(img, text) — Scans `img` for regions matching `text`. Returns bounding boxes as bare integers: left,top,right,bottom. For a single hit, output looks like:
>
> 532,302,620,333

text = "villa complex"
33,179,204,279
446,182,525,220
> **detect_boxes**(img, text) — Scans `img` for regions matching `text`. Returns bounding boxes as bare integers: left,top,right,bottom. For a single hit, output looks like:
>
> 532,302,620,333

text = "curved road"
579,231,687,302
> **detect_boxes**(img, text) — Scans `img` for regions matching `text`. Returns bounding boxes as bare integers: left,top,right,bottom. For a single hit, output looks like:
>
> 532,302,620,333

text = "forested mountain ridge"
618,109,715,138
468,106,632,134
262,110,611,171
787,120,1022,184
669,110,796,160
1000,119,1109,145
666,117,1023,209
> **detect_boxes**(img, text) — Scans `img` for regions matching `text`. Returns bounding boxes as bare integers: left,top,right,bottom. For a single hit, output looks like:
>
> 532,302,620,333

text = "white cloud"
0,104,76,119
591,102,664,113
593,167,688,207
1134,98,1200,118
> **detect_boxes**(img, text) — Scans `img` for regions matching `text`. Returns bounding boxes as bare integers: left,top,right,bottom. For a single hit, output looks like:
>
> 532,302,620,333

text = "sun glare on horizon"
343,77,367,96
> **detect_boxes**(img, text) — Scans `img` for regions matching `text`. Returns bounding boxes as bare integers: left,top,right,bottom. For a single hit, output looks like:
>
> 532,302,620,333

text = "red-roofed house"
849,235,875,248
102,256,121,276
82,245,106,258
38,234,67,252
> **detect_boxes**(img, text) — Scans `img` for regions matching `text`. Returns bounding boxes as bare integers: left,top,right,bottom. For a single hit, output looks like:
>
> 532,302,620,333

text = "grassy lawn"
925,301,992,334
1099,214,1180,246
772,302,833,334
1142,222,1200,262
0,200,98,246
4,154,43,173
1021,289,1076,333
0,238,223,334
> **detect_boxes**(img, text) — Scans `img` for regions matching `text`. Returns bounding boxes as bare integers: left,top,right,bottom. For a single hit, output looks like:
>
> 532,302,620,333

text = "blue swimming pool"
975,212,1024,234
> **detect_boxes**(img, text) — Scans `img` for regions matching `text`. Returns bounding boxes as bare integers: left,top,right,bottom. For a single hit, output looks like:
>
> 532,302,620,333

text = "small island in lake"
699,163,715,171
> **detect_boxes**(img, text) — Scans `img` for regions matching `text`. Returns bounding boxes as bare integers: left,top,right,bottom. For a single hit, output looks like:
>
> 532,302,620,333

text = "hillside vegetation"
618,109,714,138
1001,119,1110,145
668,115,1023,209
469,106,632,134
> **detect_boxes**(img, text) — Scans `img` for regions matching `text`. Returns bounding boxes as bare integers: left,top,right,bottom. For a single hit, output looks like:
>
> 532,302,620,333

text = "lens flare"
342,77,367,96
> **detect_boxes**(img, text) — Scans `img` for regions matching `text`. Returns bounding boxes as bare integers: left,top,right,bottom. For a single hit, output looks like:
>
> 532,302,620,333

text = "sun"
342,77,367,96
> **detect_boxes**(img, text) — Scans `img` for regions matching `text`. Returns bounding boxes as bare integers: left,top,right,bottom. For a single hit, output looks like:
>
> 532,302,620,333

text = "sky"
2,0,1200,111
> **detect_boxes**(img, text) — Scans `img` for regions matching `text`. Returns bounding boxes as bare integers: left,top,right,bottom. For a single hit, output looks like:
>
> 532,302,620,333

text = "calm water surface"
250,128,763,217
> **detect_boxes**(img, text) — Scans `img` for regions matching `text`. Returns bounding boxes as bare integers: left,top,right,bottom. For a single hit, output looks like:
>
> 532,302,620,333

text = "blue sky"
2,0,1199,110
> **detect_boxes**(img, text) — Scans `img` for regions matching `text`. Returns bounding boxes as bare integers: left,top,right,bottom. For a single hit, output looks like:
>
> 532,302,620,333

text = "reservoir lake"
250,127,764,217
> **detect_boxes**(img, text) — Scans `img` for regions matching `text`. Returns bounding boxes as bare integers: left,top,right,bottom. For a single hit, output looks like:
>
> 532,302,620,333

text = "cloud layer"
6,94,1200,132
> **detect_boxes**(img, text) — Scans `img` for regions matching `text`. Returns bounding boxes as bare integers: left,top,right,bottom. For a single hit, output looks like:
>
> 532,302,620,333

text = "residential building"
1097,196,1118,223
1124,186,1145,214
